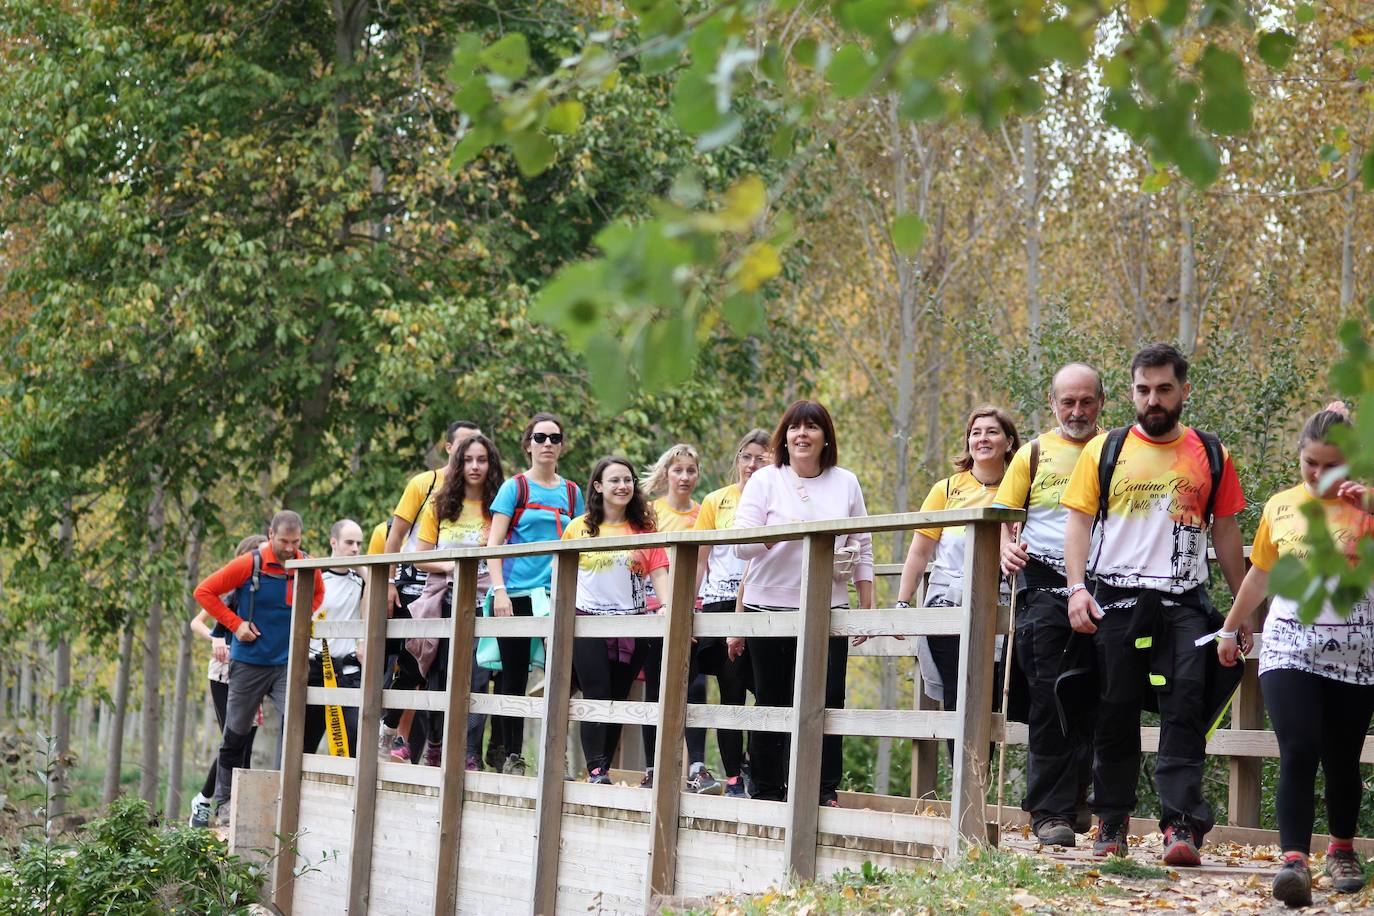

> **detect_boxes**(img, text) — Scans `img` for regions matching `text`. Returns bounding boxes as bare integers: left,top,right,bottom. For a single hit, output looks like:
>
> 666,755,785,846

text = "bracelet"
1218,629,1238,640
895,600,910,609
1066,583,1088,597
491,586,506,592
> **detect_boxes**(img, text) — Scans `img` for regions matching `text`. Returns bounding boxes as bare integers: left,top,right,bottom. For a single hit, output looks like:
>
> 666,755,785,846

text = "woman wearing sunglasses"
484,412,584,775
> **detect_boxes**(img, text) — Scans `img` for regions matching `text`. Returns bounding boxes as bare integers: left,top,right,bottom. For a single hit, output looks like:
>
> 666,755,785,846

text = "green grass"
681,845,1116,915
1096,856,1170,880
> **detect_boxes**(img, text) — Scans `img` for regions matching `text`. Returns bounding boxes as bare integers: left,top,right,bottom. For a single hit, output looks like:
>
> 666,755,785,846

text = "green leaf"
586,333,630,414
826,43,874,99
1319,143,1342,163
1363,150,1374,190
839,0,902,42
1257,30,1297,69
1140,169,1172,193
720,291,765,335
642,316,696,390
1198,46,1252,135
447,34,484,83
509,131,556,176
531,261,606,347
452,78,493,116
546,100,585,135
1357,65,1372,82
1034,20,1088,68
449,126,493,172
480,33,530,80
792,38,818,69
891,213,928,255
1295,3,1315,24
672,71,719,135
1172,132,1220,187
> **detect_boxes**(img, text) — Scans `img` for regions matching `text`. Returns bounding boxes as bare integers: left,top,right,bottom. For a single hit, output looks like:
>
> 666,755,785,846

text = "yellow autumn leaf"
720,175,768,232
1127,0,1168,20
734,242,782,292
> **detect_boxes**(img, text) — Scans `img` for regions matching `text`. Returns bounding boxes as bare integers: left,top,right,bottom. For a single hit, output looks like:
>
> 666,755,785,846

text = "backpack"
511,473,579,537
1023,437,1042,511
1096,426,1224,528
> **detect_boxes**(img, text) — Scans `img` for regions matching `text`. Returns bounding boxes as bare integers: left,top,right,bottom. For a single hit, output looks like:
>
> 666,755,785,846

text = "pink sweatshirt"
733,464,875,608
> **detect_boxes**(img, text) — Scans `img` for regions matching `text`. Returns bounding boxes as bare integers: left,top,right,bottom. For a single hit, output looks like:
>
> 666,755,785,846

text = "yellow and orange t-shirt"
1252,483,1374,683
696,484,745,605
1060,426,1245,593
416,497,492,595
652,497,700,533
919,470,1000,605
993,430,1096,575
367,521,387,556
562,517,670,615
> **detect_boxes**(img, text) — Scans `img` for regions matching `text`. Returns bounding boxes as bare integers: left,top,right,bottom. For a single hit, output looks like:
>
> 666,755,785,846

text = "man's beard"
1061,417,1096,440
1137,403,1181,437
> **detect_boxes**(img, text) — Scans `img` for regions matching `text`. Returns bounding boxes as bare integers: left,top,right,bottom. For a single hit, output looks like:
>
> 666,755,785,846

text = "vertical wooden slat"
948,520,1000,856
432,559,480,916
1227,600,1266,828
271,564,317,914
347,564,391,912
645,545,700,901
783,534,836,879
909,573,939,799
529,551,579,916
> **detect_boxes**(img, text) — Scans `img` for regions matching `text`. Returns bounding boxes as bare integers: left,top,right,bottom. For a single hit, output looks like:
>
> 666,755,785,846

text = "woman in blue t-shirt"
484,412,584,775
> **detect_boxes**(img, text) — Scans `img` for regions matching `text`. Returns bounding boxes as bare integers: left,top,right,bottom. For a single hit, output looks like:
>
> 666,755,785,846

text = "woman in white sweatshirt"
730,399,875,805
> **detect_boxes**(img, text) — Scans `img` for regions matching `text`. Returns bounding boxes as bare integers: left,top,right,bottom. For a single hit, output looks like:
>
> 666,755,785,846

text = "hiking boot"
587,767,610,785
484,745,506,770
1161,822,1201,867
501,753,527,776
724,777,747,798
1272,856,1313,907
1093,817,1129,857
1035,817,1077,848
639,767,654,789
465,754,481,772
687,763,723,796
741,760,756,799
423,741,442,767
388,736,410,763
188,793,214,829
378,726,398,760
1325,846,1367,893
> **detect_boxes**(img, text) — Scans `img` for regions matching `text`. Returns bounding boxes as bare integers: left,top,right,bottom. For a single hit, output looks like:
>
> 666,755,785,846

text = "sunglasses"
530,432,564,445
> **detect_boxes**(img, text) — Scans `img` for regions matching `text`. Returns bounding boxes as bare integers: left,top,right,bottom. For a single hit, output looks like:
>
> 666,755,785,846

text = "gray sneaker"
1035,817,1076,847
188,793,214,829
501,753,528,776
686,763,723,796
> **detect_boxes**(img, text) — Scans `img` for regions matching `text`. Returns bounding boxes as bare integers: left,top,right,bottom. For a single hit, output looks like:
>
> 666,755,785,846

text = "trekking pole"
994,568,1018,844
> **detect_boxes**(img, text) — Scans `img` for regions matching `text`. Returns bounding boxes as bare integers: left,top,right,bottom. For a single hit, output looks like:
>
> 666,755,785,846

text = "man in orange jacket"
194,510,325,825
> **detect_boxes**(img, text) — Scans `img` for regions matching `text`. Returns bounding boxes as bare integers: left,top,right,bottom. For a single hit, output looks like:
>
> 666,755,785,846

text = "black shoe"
1035,817,1076,847
1093,817,1128,857
1272,856,1313,908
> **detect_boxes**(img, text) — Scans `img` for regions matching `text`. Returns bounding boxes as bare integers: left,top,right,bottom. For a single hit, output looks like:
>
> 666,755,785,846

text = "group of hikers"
185,342,1371,908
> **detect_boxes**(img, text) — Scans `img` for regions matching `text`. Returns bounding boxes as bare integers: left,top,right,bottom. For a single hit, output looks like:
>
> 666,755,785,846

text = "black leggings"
573,633,650,773
493,594,537,759
1261,667,1374,853
640,638,707,769
202,678,257,798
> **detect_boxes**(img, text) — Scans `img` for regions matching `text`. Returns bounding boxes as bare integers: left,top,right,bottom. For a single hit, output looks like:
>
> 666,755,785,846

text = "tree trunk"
102,624,137,804
48,514,74,830
18,648,32,722
139,479,168,806
165,518,204,819
77,689,94,764
1177,187,1198,354
1021,117,1042,427
1341,148,1359,310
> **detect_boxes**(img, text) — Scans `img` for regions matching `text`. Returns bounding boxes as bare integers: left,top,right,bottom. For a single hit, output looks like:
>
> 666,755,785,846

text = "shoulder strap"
245,548,263,624
946,475,952,499
424,469,439,503
1024,437,1041,511
565,479,577,516
511,473,530,528
1195,430,1224,526
1097,427,1131,524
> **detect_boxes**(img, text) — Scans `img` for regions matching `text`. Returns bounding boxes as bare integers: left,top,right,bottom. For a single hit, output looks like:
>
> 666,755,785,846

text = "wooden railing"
268,507,1020,915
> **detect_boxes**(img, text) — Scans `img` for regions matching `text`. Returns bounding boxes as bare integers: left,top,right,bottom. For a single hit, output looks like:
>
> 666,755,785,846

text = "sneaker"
587,767,611,785
1161,822,1201,867
822,797,840,808
1093,817,1129,857
484,745,506,770
1035,817,1076,848
687,763,723,796
741,760,756,799
188,793,214,829
639,767,654,789
465,754,481,772
724,777,747,798
211,805,232,829
1272,855,1313,907
423,741,442,767
501,753,527,776
388,736,410,763
1325,846,1367,894
378,726,398,760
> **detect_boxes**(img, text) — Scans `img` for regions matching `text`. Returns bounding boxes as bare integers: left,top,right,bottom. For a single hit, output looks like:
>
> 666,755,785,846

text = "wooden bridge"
224,508,1374,915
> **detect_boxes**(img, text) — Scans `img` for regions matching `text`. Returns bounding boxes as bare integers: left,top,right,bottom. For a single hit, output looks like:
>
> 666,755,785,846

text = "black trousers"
573,634,650,772
467,643,497,759
1092,595,1214,834
745,607,847,803
304,657,361,757
201,678,257,798
925,632,1005,760
493,594,536,758
1262,667,1374,852
640,637,707,769
1016,588,1093,828
693,600,756,778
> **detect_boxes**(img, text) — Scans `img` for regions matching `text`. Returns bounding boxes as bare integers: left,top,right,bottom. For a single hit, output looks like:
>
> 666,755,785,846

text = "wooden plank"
287,507,1028,569
230,768,282,868
529,551,579,916
300,752,355,778
563,781,650,812
271,561,316,915
783,534,835,880
823,708,964,740
679,792,789,829
377,759,443,789
464,769,537,800
346,565,391,913
467,692,541,718
569,697,660,726
573,614,667,638
816,805,949,848
948,520,1000,856
998,720,1374,763
691,612,800,638
911,669,941,800
1227,658,1263,828
432,558,479,916
645,544,700,900
472,617,553,638
690,606,964,638
304,685,452,712
684,703,792,732
847,636,922,657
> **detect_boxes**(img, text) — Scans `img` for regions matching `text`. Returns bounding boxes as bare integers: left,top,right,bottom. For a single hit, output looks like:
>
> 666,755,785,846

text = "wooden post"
529,551,579,916
908,572,939,800
271,562,318,914
346,565,392,912
645,545,700,901
432,559,480,915
783,534,835,879
948,521,1000,856
1227,602,1266,828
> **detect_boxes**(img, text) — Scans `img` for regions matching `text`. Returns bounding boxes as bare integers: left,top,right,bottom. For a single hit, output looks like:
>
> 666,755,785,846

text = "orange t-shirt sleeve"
310,569,326,611
1248,507,1278,571
638,546,671,574
1058,436,1105,517
194,553,253,631
1211,453,1246,519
